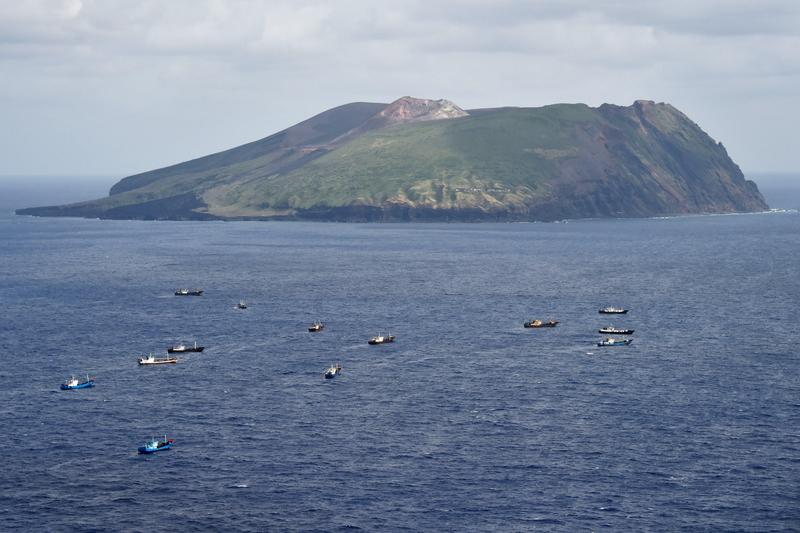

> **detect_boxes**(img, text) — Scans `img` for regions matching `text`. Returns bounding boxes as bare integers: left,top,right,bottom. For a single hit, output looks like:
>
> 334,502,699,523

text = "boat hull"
175,291,203,296
524,321,559,328
597,340,633,346
368,338,395,345
598,329,634,335
60,381,95,390
167,347,204,353
139,360,177,365
599,309,628,314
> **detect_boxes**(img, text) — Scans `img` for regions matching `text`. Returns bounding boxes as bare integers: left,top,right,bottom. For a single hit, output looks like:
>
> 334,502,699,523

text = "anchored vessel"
597,337,633,347
599,327,634,335
524,319,559,328
368,334,395,345
308,321,325,332
168,341,204,353
324,363,342,379
175,288,203,296
60,375,95,390
599,307,628,314
138,436,175,454
138,354,178,365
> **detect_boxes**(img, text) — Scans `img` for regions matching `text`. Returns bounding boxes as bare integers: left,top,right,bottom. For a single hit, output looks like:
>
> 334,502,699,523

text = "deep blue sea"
1,208,799,531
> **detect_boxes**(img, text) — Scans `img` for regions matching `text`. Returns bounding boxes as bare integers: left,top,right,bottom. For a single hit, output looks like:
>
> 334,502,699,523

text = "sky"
1,0,798,180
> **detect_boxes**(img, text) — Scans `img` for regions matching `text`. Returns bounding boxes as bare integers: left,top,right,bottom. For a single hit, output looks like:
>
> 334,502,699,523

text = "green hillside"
17,98,767,221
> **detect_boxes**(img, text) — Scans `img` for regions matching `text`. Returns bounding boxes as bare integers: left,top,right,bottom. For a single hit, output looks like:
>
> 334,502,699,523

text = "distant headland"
17,97,767,222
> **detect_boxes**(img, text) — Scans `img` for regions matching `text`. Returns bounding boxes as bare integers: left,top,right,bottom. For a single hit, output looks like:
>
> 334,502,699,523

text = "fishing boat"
138,354,178,365
597,338,633,347
236,300,247,309
60,375,95,390
324,363,342,379
308,321,325,332
368,334,395,345
598,326,634,335
138,435,175,454
599,307,628,314
175,288,203,296
524,319,559,328
167,341,204,353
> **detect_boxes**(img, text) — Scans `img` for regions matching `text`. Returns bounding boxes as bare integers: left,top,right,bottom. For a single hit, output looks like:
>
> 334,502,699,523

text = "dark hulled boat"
599,307,628,314
175,288,203,296
308,321,325,332
524,319,559,328
167,341,204,353
598,327,634,335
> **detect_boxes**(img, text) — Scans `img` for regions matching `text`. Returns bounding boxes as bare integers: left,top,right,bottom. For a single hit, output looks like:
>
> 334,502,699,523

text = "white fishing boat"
138,354,178,365
324,363,342,379
368,334,395,345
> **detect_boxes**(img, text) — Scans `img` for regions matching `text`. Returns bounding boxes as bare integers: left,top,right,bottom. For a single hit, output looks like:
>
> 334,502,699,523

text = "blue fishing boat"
597,337,633,347
138,435,175,454
60,375,95,390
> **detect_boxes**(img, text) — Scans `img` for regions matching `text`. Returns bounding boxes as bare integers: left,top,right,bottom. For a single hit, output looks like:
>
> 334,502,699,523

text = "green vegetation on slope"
17,99,767,221
217,105,600,212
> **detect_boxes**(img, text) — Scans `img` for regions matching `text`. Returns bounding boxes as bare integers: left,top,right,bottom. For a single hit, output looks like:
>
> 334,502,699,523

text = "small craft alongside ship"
599,307,628,314
308,321,325,332
167,342,204,353
138,354,178,365
324,363,342,379
368,334,395,345
138,436,175,454
597,337,633,347
60,375,95,390
175,288,203,296
599,327,634,335
524,319,559,328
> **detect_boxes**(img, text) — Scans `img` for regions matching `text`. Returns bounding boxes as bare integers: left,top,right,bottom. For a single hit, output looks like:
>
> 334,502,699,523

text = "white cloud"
0,0,798,174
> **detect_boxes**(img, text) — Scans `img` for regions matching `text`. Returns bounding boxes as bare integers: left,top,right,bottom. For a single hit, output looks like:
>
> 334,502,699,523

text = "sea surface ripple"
0,212,798,531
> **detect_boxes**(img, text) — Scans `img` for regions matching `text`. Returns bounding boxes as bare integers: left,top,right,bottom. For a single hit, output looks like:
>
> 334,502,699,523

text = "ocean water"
0,210,798,531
